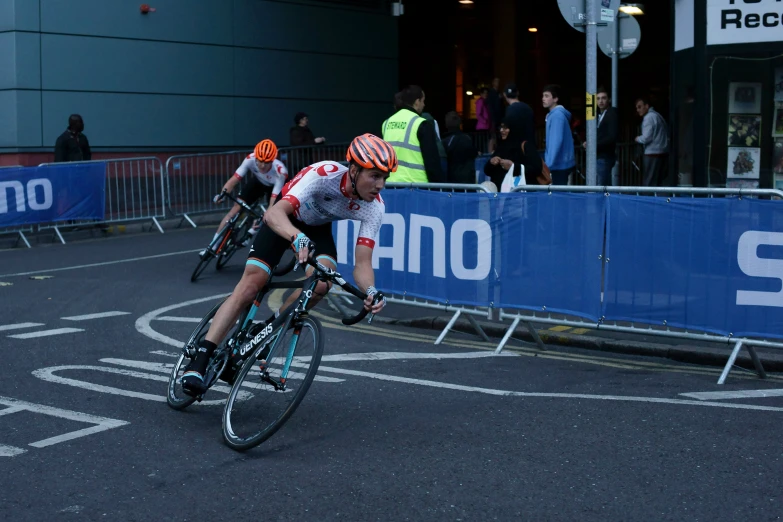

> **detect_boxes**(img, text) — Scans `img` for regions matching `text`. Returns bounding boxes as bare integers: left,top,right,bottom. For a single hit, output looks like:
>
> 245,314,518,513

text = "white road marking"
0,396,128,452
9,328,84,339
302,365,783,413
0,322,44,332
154,316,205,323
32,364,249,405
62,311,130,321
135,298,783,413
101,357,345,383
0,444,26,457
135,294,229,348
680,389,783,401
150,350,178,358
0,249,202,278
0,406,25,416
320,351,515,362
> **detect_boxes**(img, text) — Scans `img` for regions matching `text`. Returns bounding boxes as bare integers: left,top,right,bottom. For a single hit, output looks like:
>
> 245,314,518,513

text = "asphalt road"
1,228,782,521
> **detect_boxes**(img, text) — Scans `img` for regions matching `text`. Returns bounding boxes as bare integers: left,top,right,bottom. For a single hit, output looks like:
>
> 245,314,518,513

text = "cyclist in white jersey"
182,134,398,394
201,139,287,255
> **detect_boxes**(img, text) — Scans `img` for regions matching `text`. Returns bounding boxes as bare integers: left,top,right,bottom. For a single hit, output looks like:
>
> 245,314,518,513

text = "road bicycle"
190,192,266,282
167,244,383,451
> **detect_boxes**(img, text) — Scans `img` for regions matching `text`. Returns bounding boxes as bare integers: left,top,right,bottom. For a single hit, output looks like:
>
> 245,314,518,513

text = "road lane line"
9,328,84,339
62,312,130,321
306,364,783,412
135,294,229,348
0,249,202,278
680,389,783,401
0,322,44,332
0,444,26,457
154,316,204,323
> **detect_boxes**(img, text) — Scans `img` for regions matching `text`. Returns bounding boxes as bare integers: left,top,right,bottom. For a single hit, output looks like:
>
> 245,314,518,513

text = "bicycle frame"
207,193,266,253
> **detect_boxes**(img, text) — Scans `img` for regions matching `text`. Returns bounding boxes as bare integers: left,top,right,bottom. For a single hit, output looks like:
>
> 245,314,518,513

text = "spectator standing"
583,86,619,186
381,85,445,183
542,84,576,185
54,114,91,163
503,83,536,147
441,111,478,184
289,112,325,177
475,88,491,131
634,97,670,186
487,77,503,131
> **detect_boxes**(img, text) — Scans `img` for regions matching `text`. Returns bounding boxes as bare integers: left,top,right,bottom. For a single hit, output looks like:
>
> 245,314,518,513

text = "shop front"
672,0,783,188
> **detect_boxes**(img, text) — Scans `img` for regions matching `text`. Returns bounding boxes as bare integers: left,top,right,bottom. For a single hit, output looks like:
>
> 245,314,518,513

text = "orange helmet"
254,139,277,162
346,133,398,173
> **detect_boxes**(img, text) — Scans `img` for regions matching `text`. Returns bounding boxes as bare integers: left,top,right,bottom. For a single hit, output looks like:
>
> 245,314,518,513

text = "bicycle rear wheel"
222,315,324,451
166,296,228,410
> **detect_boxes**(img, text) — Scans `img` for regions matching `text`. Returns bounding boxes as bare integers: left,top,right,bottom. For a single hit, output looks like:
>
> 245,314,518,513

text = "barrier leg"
746,345,767,380
151,217,164,234
434,310,461,345
717,340,743,385
182,214,197,228
495,317,520,354
466,314,491,343
525,321,548,351
53,226,66,245
17,231,31,249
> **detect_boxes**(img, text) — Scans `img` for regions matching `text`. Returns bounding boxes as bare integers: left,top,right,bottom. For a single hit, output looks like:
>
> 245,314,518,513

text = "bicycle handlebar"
302,255,384,326
216,189,264,220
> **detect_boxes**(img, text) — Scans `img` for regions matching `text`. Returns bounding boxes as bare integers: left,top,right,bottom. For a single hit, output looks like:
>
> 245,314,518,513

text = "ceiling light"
528,27,538,32
619,4,644,15
458,0,474,4
466,91,474,96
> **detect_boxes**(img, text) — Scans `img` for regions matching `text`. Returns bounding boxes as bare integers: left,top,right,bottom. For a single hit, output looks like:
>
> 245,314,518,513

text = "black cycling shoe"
181,370,208,396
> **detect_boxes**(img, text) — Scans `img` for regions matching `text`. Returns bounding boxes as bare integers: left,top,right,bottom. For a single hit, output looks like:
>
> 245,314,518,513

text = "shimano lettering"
736,230,783,308
0,178,53,214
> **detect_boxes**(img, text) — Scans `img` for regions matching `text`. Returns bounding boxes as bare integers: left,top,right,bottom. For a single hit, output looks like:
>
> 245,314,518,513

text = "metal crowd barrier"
37,157,166,243
282,142,350,178
165,150,249,227
495,184,783,384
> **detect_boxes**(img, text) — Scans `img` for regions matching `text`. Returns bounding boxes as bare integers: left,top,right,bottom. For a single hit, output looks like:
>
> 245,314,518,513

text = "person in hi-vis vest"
382,85,446,183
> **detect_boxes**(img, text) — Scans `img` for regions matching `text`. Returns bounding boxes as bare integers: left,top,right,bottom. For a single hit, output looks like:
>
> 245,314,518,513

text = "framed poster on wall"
728,82,762,114
728,115,761,147
773,104,783,137
727,147,760,179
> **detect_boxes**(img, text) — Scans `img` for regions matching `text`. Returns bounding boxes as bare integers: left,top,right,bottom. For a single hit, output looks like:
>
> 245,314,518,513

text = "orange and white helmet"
254,139,278,162
346,134,398,173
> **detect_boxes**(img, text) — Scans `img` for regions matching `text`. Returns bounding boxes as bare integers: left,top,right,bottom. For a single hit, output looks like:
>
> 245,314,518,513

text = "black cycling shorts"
237,176,273,207
246,218,337,276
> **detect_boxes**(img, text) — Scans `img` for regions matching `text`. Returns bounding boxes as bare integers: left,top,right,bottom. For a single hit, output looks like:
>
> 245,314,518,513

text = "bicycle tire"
216,215,250,270
190,253,214,282
166,296,228,410
221,315,324,451
191,223,232,281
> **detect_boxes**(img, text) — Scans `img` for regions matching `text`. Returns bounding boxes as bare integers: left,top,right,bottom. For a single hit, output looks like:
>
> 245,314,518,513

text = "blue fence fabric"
333,190,605,320
603,195,783,340
0,163,106,227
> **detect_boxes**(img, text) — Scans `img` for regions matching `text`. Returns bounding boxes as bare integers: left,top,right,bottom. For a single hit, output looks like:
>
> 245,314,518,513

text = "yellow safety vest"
382,108,428,183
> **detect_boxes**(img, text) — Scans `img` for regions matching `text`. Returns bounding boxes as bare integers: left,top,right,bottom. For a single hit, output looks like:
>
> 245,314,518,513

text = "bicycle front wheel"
222,316,324,451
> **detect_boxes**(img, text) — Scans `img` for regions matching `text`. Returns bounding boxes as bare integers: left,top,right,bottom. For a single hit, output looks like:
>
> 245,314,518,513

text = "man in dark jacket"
594,87,619,186
441,111,478,184
289,112,325,147
54,114,91,162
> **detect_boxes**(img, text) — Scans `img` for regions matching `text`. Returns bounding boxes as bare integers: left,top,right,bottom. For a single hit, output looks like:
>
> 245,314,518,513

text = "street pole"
585,0,597,186
611,12,620,186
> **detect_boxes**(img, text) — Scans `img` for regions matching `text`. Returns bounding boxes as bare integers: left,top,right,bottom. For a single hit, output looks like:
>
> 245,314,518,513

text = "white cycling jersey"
280,161,384,249
234,155,288,197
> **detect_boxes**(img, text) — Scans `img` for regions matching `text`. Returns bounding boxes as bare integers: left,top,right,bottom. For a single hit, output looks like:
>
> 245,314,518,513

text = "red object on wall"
140,4,156,14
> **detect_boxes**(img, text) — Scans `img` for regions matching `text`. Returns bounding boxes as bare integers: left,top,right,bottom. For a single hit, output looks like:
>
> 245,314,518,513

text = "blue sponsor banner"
604,195,783,339
0,163,106,227
333,190,605,320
